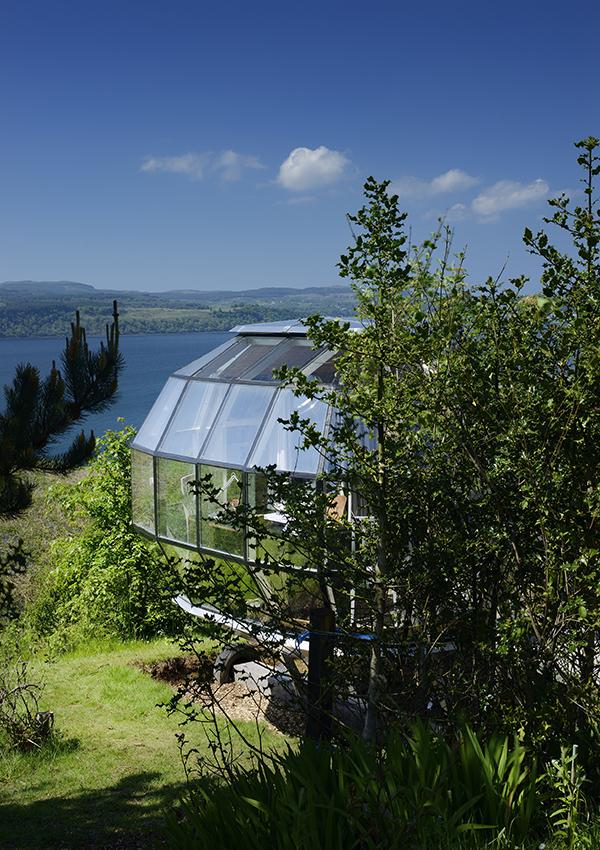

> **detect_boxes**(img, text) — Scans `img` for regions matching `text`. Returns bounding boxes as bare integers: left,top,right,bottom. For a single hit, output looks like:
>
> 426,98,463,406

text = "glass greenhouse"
131,319,362,566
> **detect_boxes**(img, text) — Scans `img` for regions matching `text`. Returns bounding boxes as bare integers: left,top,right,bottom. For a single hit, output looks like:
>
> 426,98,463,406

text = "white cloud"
141,150,264,182
283,194,317,206
447,202,467,222
141,153,210,180
472,178,549,217
390,168,479,200
214,150,265,181
278,146,350,191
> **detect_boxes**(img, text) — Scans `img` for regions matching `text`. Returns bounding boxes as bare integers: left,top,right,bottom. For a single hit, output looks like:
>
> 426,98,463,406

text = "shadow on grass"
0,770,188,849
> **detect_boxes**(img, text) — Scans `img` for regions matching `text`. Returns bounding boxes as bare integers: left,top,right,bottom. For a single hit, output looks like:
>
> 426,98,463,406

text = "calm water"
0,332,230,449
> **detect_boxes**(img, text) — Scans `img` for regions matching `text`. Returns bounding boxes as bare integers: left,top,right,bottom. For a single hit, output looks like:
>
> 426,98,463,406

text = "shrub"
27,425,181,644
0,636,51,751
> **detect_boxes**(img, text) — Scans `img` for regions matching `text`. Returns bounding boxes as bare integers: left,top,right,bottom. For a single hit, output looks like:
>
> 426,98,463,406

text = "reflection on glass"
194,340,249,378
131,450,155,533
200,465,244,556
307,353,339,385
159,381,228,459
247,342,324,382
201,384,274,467
160,542,199,583
246,473,307,567
174,340,237,377
249,390,328,475
156,457,198,546
217,339,280,379
133,378,186,451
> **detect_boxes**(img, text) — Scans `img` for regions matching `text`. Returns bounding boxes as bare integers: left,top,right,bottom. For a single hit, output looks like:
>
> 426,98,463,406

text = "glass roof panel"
173,339,237,377
132,377,186,451
193,339,250,378
248,390,329,475
230,320,304,335
201,384,275,466
216,338,280,379
307,352,339,385
246,341,326,382
159,380,228,458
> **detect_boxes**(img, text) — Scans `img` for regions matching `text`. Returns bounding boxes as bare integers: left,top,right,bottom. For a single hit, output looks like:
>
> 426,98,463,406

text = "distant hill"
0,280,356,337
157,285,351,303
0,280,96,295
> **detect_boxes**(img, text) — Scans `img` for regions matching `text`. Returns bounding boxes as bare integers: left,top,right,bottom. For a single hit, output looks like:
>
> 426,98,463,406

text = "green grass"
0,468,86,610
0,638,282,849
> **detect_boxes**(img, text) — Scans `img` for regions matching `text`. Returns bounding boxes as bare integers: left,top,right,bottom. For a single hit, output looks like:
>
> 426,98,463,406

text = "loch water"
0,332,230,449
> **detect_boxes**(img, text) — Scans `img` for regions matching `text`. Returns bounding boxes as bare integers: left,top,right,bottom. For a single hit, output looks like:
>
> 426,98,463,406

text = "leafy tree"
177,138,600,770
0,301,122,517
178,180,468,741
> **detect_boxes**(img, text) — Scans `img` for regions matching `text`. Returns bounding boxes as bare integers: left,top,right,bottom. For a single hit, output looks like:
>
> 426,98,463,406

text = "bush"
0,629,51,751
27,425,182,644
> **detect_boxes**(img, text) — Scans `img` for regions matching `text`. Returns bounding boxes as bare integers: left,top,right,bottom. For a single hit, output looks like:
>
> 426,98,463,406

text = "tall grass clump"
166,724,539,850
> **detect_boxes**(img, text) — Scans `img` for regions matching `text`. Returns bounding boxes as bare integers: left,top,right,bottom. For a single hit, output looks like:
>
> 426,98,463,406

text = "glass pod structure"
131,319,361,565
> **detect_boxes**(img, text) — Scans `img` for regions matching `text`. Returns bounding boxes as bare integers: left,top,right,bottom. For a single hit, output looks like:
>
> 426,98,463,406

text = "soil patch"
137,655,305,738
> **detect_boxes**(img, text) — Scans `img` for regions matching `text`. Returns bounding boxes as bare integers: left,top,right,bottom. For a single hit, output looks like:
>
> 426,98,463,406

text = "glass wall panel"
156,457,198,546
133,378,186,451
246,473,308,568
159,542,199,583
200,464,244,556
201,384,274,467
159,381,228,459
249,390,328,475
131,450,155,533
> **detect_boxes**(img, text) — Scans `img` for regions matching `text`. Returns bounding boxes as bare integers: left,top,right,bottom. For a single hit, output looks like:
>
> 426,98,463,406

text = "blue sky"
1,0,598,292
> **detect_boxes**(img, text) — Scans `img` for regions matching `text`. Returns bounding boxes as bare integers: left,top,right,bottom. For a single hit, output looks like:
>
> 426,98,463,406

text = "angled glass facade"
131,319,351,563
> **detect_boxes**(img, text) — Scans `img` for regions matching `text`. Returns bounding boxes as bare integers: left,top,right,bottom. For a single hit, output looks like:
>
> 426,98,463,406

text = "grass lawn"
0,638,283,849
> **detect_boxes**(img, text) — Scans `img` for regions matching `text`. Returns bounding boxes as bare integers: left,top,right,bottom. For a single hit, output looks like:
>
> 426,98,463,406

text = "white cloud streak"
141,150,264,182
278,146,350,191
214,150,265,181
472,178,549,216
390,168,479,200
141,153,210,180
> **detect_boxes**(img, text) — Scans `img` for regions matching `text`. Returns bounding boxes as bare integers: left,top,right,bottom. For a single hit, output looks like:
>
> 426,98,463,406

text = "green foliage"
166,724,538,849
0,285,356,336
27,426,181,644
0,537,27,624
544,745,590,850
173,140,600,842
200,139,600,758
0,302,122,517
